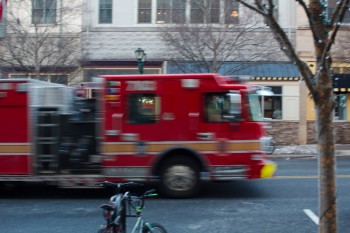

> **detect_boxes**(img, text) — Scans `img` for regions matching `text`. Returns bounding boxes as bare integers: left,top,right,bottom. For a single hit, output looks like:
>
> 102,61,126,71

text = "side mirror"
223,93,242,122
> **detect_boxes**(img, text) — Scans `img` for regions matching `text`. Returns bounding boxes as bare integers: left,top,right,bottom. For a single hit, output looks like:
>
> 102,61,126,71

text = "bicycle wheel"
142,222,168,233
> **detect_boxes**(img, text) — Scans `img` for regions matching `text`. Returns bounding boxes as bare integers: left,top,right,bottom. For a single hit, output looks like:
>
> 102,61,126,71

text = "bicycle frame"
97,182,166,233
130,216,145,233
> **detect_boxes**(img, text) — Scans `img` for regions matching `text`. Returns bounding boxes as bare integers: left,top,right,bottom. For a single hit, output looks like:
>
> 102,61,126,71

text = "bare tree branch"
0,0,82,84
321,0,350,67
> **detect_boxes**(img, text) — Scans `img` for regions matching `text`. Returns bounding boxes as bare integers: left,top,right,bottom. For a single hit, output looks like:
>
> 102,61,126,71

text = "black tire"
142,223,167,233
97,226,123,233
159,156,201,198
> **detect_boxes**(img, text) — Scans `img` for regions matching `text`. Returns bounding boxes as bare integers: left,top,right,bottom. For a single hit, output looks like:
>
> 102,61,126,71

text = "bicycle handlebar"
97,181,159,222
126,189,158,212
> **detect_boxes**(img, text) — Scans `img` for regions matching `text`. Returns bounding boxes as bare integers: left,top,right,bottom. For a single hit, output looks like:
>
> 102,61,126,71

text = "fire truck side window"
204,93,230,123
127,94,160,124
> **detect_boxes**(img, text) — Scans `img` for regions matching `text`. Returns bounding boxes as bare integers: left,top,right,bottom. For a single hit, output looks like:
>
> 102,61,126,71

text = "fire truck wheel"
159,156,200,198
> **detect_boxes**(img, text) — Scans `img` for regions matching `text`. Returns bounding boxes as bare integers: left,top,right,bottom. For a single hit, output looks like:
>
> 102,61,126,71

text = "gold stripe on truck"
226,142,261,151
0,144,32,153
102,141,260,154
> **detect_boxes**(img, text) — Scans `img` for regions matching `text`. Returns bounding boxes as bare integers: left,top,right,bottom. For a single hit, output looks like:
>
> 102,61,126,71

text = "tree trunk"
315,73,337,233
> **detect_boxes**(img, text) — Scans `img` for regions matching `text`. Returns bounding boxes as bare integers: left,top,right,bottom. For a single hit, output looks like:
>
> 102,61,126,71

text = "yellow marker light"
260,162,277,178
105,95,120,101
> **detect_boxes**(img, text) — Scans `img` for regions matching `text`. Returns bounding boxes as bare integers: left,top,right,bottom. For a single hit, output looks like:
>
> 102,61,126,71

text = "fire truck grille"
211,165,247,180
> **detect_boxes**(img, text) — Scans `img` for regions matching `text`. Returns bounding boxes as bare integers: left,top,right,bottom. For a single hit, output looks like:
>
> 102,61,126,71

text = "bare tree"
0,0,83,85
236,0,350,232
160,0,284,75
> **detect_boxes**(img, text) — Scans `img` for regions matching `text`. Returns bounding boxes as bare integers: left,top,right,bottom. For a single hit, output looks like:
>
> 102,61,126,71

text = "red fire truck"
0,74,276,198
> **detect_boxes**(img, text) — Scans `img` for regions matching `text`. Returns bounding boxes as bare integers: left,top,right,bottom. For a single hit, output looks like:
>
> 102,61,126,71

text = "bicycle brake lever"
144,189,157,197
147,193,158,197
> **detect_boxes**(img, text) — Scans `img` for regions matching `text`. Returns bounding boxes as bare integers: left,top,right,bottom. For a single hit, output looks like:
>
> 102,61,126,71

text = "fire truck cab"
0,74,276,198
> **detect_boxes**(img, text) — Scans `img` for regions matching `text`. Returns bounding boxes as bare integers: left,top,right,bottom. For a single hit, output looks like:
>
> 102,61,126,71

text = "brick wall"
307,121,350,144
267,121,350,145
267,121,299,145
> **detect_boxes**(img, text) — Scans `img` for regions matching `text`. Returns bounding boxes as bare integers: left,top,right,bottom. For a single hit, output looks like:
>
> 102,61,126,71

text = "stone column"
298,80,307,144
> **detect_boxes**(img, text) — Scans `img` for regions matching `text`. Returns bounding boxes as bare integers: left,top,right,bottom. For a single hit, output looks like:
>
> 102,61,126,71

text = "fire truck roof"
99,73,250,87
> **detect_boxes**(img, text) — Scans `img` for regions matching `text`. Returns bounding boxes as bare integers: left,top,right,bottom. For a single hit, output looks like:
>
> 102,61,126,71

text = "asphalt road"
0,157,349,233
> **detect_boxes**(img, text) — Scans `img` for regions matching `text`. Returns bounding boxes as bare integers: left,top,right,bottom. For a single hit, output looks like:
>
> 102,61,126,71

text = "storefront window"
332,71,349,120
335,94,347,120
258,86,282,119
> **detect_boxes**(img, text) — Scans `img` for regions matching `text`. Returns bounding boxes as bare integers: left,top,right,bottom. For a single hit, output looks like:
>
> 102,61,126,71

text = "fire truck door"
0,85,31,175
159,90,198,141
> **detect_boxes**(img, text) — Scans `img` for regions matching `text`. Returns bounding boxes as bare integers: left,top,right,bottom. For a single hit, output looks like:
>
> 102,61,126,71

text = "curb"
270,150,350,159
269,154,317,159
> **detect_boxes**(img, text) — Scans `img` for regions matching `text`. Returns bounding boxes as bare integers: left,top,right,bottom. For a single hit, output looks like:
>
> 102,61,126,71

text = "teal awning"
167,62,300,79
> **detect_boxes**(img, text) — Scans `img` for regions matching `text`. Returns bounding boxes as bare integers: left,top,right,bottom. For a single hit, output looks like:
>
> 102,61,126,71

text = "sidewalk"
270,144,350,159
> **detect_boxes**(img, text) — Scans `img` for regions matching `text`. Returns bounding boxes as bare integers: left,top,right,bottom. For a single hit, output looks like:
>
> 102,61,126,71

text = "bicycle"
96,181,167,233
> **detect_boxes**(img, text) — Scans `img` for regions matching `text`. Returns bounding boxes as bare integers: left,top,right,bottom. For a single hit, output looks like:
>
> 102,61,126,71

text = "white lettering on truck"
126,81,157,91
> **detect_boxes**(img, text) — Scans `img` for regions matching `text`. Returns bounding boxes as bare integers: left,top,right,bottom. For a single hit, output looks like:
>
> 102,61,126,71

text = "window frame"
224,0,239,24
258,86,283,120
138,0,239,25
99,0,113,24
32,0,57,25
138,0,152,24
190,1,204,24
156,0,186,24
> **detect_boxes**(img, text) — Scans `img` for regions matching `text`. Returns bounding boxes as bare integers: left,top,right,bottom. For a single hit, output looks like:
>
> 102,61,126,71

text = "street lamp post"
135,48,146,74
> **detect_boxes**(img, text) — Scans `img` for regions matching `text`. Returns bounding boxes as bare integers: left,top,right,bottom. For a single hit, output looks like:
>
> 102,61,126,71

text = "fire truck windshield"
248,92,263,121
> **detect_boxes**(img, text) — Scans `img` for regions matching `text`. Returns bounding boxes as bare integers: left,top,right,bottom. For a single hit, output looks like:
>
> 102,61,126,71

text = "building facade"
294,0,350,145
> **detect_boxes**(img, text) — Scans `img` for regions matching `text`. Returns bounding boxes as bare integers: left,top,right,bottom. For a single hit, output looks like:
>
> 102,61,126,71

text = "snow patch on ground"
274,145,318,155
